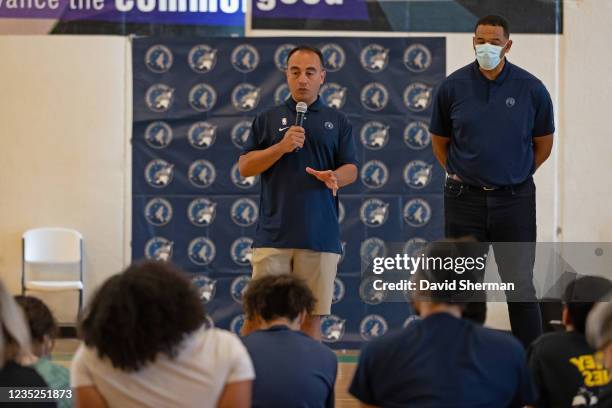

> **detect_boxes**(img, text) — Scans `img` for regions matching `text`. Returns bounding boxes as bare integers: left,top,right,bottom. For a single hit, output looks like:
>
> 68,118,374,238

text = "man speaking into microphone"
239,45,358,340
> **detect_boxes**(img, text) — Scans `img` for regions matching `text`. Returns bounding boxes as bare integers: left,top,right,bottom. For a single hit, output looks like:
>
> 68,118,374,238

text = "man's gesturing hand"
278,126,305,153
306,167,339,196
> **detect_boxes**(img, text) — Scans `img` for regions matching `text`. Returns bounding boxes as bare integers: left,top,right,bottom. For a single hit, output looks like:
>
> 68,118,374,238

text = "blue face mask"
475,43,504,70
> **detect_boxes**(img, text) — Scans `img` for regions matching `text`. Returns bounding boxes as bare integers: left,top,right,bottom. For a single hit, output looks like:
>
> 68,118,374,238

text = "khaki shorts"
251,248,340,315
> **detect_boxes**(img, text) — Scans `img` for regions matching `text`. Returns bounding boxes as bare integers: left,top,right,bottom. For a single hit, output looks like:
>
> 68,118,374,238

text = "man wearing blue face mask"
429,15,555,349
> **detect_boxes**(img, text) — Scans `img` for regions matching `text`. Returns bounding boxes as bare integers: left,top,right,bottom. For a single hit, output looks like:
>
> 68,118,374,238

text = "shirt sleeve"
225,333,256,384
510,347,539,408
532,82,555,137
70,345,94,388
242,115,265,155
348,344,377,406
335,114,359,168
429,80,452,138
526,343,548,407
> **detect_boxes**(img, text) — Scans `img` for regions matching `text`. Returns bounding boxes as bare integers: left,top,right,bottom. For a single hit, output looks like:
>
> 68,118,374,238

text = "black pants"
444,176,543,348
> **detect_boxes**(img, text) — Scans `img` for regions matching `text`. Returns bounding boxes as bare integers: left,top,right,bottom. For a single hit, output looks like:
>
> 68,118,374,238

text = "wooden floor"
53,339,361,407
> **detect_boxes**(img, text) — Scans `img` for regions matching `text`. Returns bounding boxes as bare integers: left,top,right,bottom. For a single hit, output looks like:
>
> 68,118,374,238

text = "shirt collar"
284,95,323,112
472,58,512,84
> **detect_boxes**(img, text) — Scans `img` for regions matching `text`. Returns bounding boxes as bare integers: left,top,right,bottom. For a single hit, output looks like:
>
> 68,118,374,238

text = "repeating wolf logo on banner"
132,37,445,349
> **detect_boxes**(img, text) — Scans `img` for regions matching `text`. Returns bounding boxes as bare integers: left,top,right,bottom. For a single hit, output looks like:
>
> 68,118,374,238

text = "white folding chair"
21,228,84,317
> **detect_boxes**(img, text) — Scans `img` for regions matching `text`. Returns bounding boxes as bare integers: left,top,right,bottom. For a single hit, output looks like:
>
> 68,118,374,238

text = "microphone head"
296,101,308,114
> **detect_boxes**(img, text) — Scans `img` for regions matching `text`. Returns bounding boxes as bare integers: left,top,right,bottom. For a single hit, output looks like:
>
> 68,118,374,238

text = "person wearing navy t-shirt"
242,275,337,408
239,45,358,340
429,15,555,348
349,240,537,408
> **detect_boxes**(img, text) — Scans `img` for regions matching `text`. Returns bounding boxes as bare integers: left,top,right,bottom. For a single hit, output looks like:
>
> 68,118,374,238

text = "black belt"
446,176,531,192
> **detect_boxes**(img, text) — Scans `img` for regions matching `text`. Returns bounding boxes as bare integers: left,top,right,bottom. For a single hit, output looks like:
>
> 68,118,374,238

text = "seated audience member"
586,298,612,408
0,280,56,407
15,295,72,408
71,261,254,408
242,275,337,408
528,276,612,407
349,240,537,408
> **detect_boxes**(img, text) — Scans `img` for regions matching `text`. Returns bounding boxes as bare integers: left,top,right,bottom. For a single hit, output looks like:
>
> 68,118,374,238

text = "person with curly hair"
70,261,254,408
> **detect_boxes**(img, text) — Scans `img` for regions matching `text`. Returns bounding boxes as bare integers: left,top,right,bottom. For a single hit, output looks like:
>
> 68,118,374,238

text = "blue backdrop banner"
132,37,446,349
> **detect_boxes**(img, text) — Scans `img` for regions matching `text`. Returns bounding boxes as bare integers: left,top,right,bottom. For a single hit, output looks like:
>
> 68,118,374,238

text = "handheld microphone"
294,101,307,152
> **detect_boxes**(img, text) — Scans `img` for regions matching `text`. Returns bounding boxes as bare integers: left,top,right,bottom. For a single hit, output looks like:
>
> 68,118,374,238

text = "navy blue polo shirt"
242,325,338,408
349,313,537,408
430,59,555,187
242,96,357,254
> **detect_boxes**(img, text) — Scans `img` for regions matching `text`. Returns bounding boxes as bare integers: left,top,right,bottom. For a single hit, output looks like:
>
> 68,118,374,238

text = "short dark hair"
243,275,315,322
563,276,612,334
14,296,58,343
475,14,510,38
286,45,324,69
79,261,206,372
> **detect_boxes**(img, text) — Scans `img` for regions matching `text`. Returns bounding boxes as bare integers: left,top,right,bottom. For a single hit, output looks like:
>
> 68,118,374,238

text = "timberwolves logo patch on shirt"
188,237,216,266
232,83,261,112
274,83,291,105
321,43,346,72
231,237,254,266
320,83,347,109
230,314,246,336
144,121,172,149
360,198,390,227
230,275,251,304
145,159,174,188
404,160,433,189
332,278,345,304
321,315,346,343
404,121,431,150
403,198,432,227
360,315,388,341
231,44,260,73
188,122,217,150
403,44,432,72
145,45,173,73
361,83,389,111
145,84,174,112
189,83,217,112
231,163,259,189
404,237,428,257
359,276,387,305
360,44,389,72
360,121,389,150
361,160,389,189
145,237,173,262
188,44,218,74
404,82,433,112
360,237,387,267
274,44,295,71
144,198,173,226
231,198,258,227
192,275,217,304
231,121,253,149
188,160,216,189
506,97,516,108
187,198,216,227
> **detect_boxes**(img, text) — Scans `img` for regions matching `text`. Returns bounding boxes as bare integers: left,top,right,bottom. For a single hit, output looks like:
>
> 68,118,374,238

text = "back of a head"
243,275,315,323
564,276,612,334
0,280,32,368
412,239,484,306
14,296,58,344
586,299,612,350
79,261,206,372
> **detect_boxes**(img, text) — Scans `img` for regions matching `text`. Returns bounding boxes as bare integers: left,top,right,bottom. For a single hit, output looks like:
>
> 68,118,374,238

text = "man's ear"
562,306,571,327
503,39,513,55
320,69,326,86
